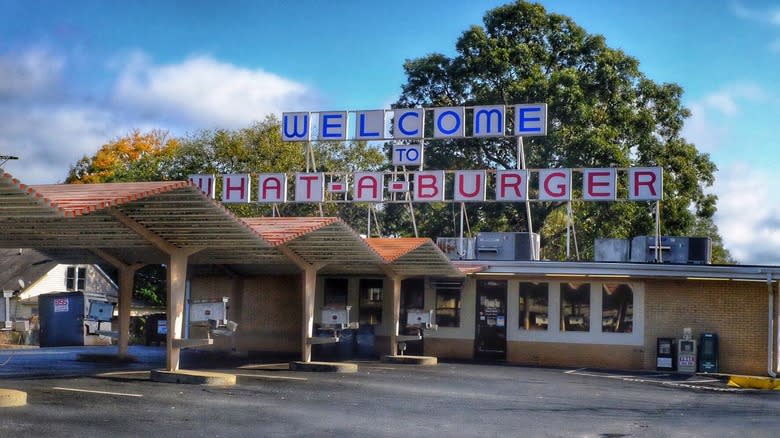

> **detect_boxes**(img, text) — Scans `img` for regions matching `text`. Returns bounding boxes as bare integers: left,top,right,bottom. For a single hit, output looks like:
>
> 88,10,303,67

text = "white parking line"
232,373,308,381
96,371,150,377
564,369,741,392
238,363,290,370
52,387,143,397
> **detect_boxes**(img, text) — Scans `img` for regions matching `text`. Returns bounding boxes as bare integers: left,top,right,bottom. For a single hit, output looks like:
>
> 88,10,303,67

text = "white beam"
90,249,143,360
166,249,189,371
301,265,317,362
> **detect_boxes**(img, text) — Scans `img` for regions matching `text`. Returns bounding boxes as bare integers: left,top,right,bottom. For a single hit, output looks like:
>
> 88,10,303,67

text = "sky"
1,0,779,265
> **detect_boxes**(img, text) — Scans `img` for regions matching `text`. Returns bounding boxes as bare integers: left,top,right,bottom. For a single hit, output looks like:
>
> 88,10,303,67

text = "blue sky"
1,0,779,264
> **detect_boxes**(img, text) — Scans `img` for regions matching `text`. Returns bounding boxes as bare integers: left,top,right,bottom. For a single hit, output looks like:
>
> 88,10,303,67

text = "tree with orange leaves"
65,129,180,183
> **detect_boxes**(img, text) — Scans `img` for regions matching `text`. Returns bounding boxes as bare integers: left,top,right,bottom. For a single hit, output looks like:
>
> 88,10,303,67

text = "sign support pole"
566,202,571,260
459,202,465,257
655,200,662,263
517,136,536,259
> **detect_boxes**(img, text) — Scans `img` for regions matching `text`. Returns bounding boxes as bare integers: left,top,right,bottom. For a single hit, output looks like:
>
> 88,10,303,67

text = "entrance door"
475,280,507,360
401,278,425,356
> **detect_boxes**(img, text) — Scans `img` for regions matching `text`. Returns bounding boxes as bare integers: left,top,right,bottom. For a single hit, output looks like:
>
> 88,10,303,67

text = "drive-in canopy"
0,170,462,369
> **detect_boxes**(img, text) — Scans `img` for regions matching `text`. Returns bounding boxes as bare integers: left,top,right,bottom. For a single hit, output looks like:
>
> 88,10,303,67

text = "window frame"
508,280,644,346
66,266,87,292
435,286,462,328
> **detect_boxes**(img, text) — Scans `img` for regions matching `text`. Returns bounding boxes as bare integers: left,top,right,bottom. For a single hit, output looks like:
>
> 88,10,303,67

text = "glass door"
475,280,507,360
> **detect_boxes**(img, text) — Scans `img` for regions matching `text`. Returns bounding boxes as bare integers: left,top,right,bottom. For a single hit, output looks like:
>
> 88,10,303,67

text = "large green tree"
391,0,731,262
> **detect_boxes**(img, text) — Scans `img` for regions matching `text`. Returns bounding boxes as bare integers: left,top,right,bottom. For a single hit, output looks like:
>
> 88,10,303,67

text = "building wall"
424,337,474,359
22,265,69,301
85,265,119,299
643,279,770,375
420,276,770,375
189,271,776,375
190,275,301,354
507,341,644,369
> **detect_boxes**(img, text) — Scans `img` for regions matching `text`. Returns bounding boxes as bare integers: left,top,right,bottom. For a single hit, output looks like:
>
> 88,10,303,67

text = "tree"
392,0,730,261
66,129,180,183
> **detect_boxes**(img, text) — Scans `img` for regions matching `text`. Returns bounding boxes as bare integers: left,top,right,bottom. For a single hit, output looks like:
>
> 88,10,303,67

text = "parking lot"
1,346,780,437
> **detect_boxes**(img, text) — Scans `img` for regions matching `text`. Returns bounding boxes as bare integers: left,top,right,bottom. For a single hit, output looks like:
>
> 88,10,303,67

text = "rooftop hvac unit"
630,236,689,263
629,236,711,264
475,232,540,261
687,237,712,264
594,238,630,262
436,237,476,260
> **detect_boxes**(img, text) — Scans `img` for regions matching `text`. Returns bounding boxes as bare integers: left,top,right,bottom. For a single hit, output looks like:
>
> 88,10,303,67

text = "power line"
0,155,19,167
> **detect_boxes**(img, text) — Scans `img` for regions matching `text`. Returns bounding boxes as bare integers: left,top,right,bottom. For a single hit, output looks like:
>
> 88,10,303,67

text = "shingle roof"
0,248,57,291
364,238,430,262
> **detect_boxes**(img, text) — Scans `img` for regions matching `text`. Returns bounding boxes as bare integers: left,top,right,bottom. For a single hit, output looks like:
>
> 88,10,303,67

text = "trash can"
698,333,719,373
355,325,376,359
656,337,677,371
145,313,167,346
337,329,355,360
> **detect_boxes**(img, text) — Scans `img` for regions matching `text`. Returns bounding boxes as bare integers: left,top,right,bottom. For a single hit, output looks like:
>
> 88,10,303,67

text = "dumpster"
39,292,85,347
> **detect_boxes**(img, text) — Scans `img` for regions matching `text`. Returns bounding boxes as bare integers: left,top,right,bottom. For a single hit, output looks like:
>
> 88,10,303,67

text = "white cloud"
703,92,738,116
0,104,129,184
113,54,321,129
0,48,326,184
681,102,727,153
682,82,767,151
732,2,780,26
0,48,64,98
772,9,780,25
711,163,780,265
771,38,780,53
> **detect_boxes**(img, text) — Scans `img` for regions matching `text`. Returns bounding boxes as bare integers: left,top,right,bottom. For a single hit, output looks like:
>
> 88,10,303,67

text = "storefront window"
435,287,461,327
602,283,633,333
560,283,590,332
323,278,348,307
358,279,383,325
519,282,548,330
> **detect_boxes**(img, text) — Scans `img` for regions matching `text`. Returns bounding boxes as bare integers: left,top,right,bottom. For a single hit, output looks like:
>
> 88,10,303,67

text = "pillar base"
0,389,27,407
150,369,236,385
382,355,438,365
289,361,358,372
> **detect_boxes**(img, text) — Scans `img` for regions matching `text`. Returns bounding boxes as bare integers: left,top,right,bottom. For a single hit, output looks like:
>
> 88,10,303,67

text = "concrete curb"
0,389,27,407
289,361,358,373
727,375,780,390
382,355,438,365
150,369,237,385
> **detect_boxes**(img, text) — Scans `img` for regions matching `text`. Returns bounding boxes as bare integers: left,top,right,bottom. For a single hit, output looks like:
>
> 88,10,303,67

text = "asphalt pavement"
0,346,779,437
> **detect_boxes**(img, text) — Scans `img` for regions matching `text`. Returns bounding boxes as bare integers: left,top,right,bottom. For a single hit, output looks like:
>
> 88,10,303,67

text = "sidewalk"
565,367,780,392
